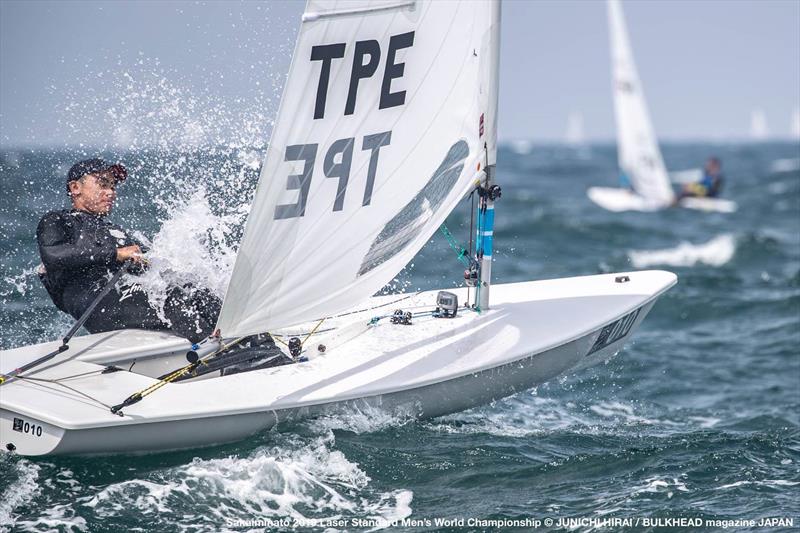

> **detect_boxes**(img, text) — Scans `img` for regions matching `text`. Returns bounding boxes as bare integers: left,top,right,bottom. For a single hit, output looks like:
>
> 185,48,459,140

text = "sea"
1,141,798,532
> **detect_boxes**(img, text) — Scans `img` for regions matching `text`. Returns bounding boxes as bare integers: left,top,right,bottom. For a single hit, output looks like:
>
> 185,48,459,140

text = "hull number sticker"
587,307,641,356
12,417,43,437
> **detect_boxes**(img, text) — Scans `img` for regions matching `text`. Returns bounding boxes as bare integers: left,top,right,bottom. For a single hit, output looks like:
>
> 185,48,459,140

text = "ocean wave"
629,476,690,498
716,479,799,490
305,400,420,435
770,158,800,173
628,234,735,268
0,459,41,531
426,394,714,438
78,432,411,530
427,395,597,437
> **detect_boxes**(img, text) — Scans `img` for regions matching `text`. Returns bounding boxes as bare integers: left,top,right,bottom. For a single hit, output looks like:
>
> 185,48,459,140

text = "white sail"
792,107,800,139
565,111,585,146
750,108,768,140
217,0,500,337
607,0,673,206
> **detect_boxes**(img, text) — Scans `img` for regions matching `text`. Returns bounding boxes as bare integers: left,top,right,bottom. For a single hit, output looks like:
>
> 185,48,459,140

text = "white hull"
587,186,666,212
1,271,676,456
588,187,737,213
678,196,737,213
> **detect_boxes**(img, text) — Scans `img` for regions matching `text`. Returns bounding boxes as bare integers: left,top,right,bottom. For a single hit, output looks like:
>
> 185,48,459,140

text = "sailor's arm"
37,212,117,270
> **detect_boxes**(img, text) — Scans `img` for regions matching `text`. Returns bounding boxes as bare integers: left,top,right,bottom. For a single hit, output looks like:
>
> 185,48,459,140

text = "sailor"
680,157,724,199
37,158,221,343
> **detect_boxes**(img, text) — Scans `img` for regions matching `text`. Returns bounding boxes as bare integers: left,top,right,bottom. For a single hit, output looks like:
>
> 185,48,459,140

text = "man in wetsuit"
680,157,724,199
37,158,221,343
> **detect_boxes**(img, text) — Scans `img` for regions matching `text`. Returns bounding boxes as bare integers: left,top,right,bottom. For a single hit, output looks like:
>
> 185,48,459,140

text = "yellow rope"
270,317,326,349
131,336,246,400
302,318,326,345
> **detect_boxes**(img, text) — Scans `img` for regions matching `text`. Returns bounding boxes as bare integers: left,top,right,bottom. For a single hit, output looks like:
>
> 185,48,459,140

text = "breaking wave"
5,432,412,532
628,234,735,268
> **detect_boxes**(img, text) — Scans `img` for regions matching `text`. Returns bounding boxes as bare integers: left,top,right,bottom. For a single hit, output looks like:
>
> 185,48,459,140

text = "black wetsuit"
36,209,220,343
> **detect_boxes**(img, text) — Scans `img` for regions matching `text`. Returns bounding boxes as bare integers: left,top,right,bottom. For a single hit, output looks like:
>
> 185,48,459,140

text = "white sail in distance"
565,111,585,146
750,108,768,140
217,0,500,337
607,0,674,206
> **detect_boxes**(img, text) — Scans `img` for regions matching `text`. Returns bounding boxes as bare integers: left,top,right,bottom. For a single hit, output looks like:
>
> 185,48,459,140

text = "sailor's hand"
117,245,145,264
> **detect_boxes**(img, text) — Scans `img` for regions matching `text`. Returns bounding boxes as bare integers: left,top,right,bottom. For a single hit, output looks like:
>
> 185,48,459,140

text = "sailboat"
750,108,768,141
0,0,675,457
565,111,585,146
587,0,736,213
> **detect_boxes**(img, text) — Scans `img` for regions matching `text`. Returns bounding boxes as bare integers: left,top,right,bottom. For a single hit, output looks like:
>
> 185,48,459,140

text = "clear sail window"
358,139,469,276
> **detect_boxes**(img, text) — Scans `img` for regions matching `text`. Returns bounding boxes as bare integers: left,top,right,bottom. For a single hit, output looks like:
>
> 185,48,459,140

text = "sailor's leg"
163,287,222,343
83,285,170,334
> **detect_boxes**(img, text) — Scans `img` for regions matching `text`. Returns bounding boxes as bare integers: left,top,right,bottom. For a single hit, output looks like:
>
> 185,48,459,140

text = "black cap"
66,158,127,193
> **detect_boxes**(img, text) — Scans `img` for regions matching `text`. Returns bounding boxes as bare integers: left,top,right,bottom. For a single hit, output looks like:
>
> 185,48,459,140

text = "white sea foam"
0,459,41,530
430,393,706,440
717,479,799,490
687,416,721,428
589,401,656,425
628,234,735,268
306,400,420,434
767,180,792,195
629,476,690,499
125,188,242,320
82,432,412,529
770,158,800,173
0,266,40,298
428,394,602,437
12,505,89,532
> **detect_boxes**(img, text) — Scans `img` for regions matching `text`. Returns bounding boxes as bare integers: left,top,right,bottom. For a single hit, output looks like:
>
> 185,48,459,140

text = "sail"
565,111,585,146
607,0,673,206
750,108,768,140
216,0,501,337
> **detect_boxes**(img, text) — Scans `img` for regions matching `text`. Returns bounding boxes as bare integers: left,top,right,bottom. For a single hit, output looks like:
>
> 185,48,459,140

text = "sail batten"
216,0,500,337
303,0,416,22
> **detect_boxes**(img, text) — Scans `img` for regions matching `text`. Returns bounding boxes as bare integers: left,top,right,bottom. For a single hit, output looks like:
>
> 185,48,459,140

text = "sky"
1,0,798,147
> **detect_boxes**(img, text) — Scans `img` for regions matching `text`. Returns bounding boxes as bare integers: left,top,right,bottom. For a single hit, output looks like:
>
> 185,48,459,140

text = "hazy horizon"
1,0,799,148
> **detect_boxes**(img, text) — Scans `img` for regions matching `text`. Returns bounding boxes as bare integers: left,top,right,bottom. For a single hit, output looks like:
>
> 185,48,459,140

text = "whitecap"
770,158,800,173
588,401,666,426
81,432,412,529
687,416,721,428
717,479,799,490
306,400,420,434
0,459,41,530
428,394,599,437
629,476,690,498
628,234,735,268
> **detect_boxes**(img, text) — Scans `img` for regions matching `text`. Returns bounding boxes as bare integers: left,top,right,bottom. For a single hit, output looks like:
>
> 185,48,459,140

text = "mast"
477,0,501,311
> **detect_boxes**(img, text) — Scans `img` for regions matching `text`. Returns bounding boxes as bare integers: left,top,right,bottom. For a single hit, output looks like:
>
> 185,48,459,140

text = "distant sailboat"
587,0,736,213
565,111,585,146
791,107,800,139
750,109,768,141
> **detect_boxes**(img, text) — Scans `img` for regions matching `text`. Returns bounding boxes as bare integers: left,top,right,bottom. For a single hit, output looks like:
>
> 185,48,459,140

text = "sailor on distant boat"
36,158,221,343
679,157,724,199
